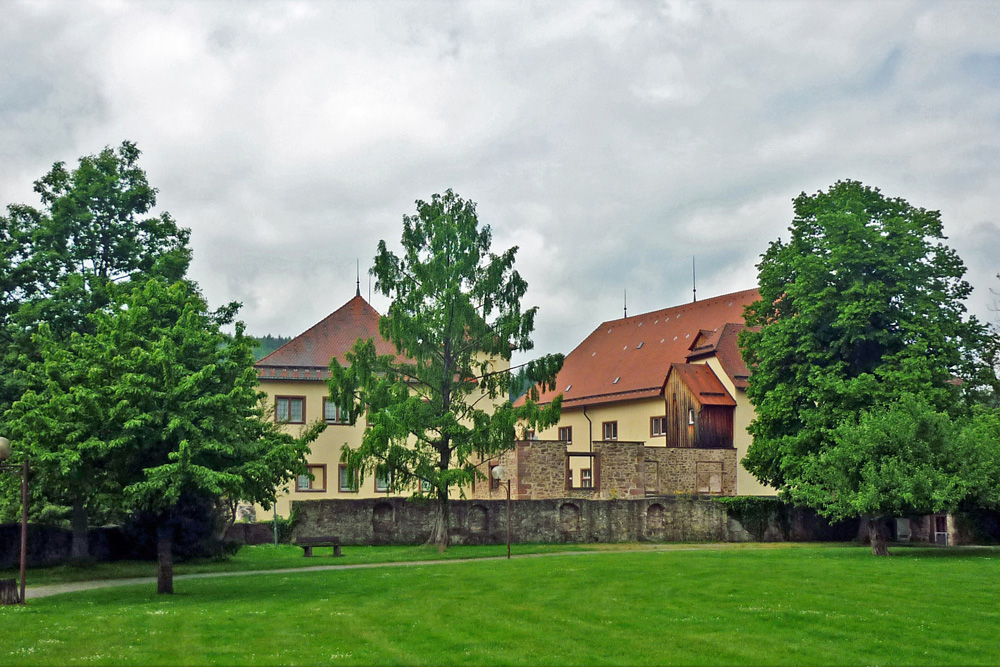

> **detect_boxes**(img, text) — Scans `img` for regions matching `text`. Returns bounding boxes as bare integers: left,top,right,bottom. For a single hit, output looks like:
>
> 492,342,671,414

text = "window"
650,416,666,437
688,408,696,426
338,465,357,493
581,468,593,488
558,426,573,442
602,421,618,440
420,479,432,493
375,472,393,493
296,464,326,492
275,396,305,423
323,398,349,424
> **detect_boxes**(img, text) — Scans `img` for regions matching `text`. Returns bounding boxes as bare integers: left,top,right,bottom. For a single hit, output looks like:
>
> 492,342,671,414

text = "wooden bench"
293,536,343,558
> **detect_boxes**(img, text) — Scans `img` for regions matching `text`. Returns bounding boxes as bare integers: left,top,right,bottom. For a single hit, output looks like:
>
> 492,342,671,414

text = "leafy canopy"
328,190,562,520
6,279,317,518
0,141,192,524
740,180,991,519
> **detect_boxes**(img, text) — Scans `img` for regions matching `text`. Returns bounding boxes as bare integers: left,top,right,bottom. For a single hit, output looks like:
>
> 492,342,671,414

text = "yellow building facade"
255,291,508,516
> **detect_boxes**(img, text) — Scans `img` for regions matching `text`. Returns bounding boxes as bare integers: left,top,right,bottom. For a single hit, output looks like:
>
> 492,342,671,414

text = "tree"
328,190,563,549
0,141,191,557
7,280,319,593
740,180,990,554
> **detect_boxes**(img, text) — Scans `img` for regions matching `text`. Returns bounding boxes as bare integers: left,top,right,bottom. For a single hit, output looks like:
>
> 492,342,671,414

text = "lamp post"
0,437,28,605
491,464,511,560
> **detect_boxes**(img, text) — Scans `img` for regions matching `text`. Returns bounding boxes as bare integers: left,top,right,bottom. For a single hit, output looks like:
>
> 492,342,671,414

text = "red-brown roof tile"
256,295,400,379
523,288,759,408
686,322,752,389
663,363,736,406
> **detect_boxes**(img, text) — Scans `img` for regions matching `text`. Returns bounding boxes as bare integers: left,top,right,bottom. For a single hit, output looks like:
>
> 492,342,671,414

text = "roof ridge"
257,294,378,366
597,287,758,328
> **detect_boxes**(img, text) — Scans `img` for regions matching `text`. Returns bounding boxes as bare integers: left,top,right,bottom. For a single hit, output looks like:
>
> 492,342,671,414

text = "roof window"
613,377,620,384
637,342,644,349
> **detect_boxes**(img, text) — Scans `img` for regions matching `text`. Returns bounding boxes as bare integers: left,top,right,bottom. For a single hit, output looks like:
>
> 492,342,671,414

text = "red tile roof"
256,295,400,380
687,322,752,389
664,363,736,406
524,288,759,408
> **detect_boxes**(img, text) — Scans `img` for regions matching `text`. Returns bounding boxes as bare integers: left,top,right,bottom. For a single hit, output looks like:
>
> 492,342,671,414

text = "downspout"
583,405,593,453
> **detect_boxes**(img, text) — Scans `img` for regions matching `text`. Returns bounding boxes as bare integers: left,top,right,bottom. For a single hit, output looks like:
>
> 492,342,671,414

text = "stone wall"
470,439,736,501
645,447,736,495
0,524,128,568
291,496,858,546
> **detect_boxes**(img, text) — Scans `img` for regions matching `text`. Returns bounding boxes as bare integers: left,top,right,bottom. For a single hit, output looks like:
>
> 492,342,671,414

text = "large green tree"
7,279,319,593
328,190,563,549
740,180,992,554
0,141,191,556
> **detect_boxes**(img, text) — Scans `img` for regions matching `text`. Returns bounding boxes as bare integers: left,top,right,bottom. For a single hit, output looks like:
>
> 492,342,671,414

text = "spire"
356,259,361,298
692,256,697,303
624,288,628,318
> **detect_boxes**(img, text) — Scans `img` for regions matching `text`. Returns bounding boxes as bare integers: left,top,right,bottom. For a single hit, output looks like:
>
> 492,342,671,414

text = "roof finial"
356,259,361,298
624,288,628,319
692,256,697,303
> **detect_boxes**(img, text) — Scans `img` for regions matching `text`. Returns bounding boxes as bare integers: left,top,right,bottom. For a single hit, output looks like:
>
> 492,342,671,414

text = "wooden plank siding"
663,368,735,449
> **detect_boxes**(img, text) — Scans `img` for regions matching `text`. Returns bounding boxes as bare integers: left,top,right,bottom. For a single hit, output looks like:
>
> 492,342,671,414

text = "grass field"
2,545,998,666
0,542,595,586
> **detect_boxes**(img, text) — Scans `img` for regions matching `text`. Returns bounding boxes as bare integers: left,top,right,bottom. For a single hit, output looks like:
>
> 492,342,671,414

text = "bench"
293,536,343,558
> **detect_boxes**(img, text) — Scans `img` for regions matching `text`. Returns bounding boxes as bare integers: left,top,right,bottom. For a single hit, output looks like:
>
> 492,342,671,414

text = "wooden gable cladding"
662,363,735,450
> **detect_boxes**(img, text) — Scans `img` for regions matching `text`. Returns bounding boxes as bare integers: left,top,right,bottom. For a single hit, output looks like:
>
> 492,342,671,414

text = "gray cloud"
2,0,998,359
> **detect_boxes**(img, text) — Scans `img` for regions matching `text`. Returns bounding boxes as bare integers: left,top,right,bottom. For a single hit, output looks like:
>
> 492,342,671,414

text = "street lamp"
491,464,511,560
0,437,28,605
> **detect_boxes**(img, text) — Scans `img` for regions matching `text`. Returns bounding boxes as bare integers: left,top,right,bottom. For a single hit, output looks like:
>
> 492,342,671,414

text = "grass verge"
2,545,998,666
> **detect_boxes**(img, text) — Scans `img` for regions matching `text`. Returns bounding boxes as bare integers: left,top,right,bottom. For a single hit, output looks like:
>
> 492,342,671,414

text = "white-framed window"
296,464,326,492
558,426,573,442
581,468,593,488
323,398,349,424
650,416,666,437
375,472,393,493
338,465,357,493
688,408,696,426
276,396,305,423
602,421,618,440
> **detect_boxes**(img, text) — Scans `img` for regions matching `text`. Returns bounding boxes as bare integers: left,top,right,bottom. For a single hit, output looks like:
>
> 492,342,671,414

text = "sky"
2,0,999,361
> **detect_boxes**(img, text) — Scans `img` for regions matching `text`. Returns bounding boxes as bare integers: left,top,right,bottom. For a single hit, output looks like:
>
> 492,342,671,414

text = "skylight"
613,377,620,384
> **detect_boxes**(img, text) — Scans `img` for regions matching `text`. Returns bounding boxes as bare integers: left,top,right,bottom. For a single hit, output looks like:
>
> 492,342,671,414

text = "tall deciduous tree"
0,141,191,556
7,280,319,592
328,190,563,549
740,180,991,554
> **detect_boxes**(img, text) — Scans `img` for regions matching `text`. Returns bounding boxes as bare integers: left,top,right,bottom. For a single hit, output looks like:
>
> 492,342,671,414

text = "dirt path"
26,543,762,600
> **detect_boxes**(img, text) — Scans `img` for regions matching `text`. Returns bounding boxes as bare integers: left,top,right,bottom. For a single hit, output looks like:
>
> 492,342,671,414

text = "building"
492,288,774,499
255,289,507,516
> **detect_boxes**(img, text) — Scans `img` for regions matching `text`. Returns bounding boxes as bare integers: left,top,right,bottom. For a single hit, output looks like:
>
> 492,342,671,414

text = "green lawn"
2,545,998,666
0,542,595,586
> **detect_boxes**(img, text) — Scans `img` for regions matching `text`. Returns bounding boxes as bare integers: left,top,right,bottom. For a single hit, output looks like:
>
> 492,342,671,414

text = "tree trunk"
867,517,889,557
157,525,174,595
70,500,90,562
426,491,451,552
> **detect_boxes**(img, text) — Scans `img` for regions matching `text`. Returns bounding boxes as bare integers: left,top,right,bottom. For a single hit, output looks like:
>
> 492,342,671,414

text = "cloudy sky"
2,0,999,360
